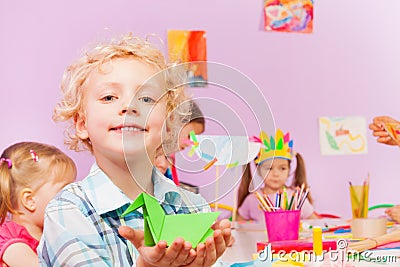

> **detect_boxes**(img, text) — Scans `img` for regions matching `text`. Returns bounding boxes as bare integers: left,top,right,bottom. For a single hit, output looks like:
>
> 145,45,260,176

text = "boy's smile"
109,123,146,134
76,57,167,163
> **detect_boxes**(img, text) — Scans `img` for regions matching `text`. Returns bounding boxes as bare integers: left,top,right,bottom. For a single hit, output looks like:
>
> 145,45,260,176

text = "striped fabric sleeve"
38,200,114,267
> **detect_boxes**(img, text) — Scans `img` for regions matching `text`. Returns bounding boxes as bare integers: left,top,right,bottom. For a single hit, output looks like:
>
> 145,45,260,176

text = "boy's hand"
119,219,233,267
118,226,196,267
184,220,231,267
212,219,234,247
369,116,400,146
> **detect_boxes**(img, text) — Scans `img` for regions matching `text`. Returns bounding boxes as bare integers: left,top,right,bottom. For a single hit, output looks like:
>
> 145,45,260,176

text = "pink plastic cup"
264,210,300,241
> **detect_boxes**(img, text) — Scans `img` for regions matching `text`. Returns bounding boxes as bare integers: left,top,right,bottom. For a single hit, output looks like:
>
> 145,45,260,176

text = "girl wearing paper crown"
237,129,319,222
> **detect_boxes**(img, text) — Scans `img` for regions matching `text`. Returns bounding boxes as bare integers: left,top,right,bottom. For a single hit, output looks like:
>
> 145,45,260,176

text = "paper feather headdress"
255,129,293,164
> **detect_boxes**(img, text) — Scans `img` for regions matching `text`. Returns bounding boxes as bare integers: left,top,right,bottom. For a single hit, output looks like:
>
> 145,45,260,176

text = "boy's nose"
120,101,138,115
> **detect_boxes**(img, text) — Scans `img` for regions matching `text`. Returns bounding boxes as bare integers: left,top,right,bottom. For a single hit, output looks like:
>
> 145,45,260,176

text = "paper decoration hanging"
167,30,207,87
264,0,313,33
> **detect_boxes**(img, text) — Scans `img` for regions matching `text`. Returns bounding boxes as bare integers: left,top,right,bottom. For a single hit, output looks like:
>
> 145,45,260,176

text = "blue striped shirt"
38,164,210,267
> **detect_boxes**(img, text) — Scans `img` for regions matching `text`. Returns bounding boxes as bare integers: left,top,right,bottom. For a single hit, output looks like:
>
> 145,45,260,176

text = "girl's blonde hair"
53,33,190,153
0,142,77,224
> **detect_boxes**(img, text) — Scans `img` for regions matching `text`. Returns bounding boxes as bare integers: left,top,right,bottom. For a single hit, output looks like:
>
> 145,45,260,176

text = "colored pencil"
287,191,295,210
297,188,310,210
255,191,271,211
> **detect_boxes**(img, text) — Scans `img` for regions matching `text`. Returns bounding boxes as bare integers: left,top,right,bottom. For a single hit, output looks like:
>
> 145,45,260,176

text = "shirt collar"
82,163,184,215
153,167,183,211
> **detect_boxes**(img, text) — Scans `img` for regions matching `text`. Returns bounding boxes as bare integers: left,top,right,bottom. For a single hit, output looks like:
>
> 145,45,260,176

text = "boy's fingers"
171,241,192,266
163,238,184,263
214,219,232,247
146,242,168,263
203,237,217,266
227,235,235,247
213,229,227,258
218,219,231,229
118,226,143,248
184,248,197,266
222,228,232,247
119,226,169,264
189,244,205,267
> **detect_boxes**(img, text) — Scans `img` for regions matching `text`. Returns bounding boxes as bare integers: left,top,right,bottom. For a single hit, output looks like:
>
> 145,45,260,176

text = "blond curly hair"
53,33,190,153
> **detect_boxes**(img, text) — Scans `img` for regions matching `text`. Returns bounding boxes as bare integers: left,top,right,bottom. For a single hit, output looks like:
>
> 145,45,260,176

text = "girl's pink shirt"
238,188,315,223
0,221,39,263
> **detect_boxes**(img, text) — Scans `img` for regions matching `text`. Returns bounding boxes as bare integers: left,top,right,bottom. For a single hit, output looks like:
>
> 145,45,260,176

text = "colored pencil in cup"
297,188,310,210
255,191,271,211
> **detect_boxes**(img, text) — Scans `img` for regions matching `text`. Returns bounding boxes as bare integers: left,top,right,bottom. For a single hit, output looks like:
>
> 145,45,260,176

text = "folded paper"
122,192,220,247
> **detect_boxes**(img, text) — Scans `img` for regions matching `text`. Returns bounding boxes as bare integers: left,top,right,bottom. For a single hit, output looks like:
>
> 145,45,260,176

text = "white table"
220,221,267,263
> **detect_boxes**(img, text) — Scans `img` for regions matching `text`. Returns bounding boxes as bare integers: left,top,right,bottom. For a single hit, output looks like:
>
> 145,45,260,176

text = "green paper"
263,139,270,151
270,136,275,150
122,193,220,247
276,138,283,150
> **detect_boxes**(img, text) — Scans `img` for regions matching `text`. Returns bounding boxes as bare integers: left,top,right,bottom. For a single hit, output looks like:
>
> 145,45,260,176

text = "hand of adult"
385,205,400,224
369,116,400,146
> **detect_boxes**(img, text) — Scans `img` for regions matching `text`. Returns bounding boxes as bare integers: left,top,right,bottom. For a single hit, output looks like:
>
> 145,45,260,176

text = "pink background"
1,0,399,218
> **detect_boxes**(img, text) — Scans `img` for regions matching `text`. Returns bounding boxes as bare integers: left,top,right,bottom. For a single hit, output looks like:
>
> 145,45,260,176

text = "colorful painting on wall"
167,30,207,87
264,0,313,33
319,116,368,155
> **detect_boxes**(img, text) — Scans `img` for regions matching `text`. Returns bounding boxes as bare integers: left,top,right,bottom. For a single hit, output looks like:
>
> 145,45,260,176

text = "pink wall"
1,0,400,218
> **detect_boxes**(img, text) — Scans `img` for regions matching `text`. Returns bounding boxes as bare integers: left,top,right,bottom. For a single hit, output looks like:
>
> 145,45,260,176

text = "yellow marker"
312,226,322,256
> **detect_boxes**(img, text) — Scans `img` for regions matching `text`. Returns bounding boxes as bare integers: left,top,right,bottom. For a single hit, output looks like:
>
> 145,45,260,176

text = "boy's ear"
164,112,173,133
75,114,89,139
20,188,36,212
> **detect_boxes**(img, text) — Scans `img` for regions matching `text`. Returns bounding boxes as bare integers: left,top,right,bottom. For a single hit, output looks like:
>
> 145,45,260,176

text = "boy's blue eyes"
102,95,116,101
139,96,156,104
100,95,156,104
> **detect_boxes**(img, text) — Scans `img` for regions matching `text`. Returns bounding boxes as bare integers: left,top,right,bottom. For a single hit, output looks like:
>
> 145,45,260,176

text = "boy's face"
76,57,167,162
257,158,290,192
